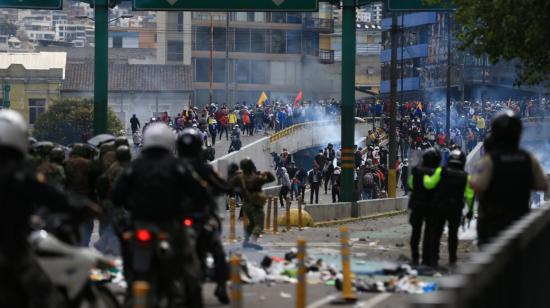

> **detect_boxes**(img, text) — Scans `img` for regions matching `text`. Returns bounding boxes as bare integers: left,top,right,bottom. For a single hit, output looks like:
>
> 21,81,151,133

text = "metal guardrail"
410,203,550,308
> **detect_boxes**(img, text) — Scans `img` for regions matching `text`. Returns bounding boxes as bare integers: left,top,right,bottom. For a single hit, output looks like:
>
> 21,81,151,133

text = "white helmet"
142,122,175,152
0,109,28,155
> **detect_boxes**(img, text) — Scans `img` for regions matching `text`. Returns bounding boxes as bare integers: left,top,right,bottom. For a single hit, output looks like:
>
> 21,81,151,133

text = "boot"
215,284,230,305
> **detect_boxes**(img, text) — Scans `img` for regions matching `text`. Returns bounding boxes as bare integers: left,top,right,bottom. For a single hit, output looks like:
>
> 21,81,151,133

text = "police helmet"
70,143,88,158
240,158,256,174
422,148,441,169
142,122,175,152
176,128,204,158
115,145,132,162
99,141,116,156
49,147,66,164
114,136,130,149
447,149,466,169
0,109,28,155
491,110,522,149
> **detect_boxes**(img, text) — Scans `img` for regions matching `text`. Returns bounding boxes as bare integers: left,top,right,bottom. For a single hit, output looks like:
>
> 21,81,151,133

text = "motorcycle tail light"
136,229,152,243
183,218,193,227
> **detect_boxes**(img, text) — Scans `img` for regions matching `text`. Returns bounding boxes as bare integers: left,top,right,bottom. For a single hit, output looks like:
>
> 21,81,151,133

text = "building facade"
380,12,545,101
156,10,339,106
0,52,66,125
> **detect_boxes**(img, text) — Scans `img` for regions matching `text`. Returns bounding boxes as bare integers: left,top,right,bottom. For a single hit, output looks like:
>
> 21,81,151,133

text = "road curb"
313,210,407,227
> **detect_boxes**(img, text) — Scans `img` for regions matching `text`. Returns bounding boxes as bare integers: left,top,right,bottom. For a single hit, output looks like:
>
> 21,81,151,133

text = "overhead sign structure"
0,0,62,9
387,0,454,11
133,0,318,11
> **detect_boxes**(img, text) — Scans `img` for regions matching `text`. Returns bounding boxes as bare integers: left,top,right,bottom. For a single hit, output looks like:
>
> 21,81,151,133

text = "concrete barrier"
304,197,409,223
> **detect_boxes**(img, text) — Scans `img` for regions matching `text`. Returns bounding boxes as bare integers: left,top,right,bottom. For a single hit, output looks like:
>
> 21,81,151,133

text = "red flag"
293,90,303,108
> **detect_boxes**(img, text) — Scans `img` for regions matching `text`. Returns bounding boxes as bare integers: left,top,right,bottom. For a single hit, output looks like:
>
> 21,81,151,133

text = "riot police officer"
177,128,230,304
112,123,202,307
229,158,275,249
407,148,441,266
471,110,547,247
423,149,474,268
0,110,99,308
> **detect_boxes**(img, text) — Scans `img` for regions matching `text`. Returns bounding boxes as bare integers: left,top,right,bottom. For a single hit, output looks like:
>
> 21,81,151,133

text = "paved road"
214,213,476,308
211,130,267,159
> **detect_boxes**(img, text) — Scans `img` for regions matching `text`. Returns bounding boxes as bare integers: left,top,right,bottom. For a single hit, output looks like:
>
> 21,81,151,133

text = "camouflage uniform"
230,163,274,240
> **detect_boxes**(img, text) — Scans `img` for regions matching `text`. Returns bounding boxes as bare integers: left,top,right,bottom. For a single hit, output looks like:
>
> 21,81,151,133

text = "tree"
437,0,550,87
33,98,123,145
0,22,16,36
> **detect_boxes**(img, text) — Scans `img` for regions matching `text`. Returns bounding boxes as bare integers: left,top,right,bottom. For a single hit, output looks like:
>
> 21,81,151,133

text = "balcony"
319,49,335,64
304,17,334,33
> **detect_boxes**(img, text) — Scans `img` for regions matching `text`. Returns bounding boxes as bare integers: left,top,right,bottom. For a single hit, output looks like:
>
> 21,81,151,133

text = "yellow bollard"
272,198,279,234
295,237,307,308
229,197,236,243
230,255,243,308
297,196,303,231
265,197,272,232
132,281,150,308
339,226,357,302
285,196,291,231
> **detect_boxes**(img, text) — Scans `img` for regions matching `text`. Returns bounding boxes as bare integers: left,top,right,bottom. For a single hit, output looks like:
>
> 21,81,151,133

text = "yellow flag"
257,91,268,106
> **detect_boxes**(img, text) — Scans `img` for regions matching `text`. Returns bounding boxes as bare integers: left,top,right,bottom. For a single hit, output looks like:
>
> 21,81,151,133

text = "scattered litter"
280,292,292,299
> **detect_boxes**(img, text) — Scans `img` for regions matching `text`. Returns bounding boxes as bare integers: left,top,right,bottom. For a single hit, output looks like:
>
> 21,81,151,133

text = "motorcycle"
30,229,120,308
121,220,200,308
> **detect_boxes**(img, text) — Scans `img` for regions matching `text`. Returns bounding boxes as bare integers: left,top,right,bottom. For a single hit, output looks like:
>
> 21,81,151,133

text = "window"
286,30,301,54
167,40,183,61
250,29,267,53
194,26,209,51
213,59,226,83
236,60,250,83
270,30,285,53
213,27,226,51
112,36,123,48
177,12,184,32
234,28,250,52
29,99,46,125
195,58,210,82
251,61,269,84
270,12,285,23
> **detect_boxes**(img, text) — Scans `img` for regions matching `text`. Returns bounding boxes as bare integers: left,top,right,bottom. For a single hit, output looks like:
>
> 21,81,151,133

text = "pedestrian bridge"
210,119,375,176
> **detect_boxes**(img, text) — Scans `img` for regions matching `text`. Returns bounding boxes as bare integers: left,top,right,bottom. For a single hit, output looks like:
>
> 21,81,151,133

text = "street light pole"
340,0,357,202
94,0,109,135
445,11,452,142
388,13,399,198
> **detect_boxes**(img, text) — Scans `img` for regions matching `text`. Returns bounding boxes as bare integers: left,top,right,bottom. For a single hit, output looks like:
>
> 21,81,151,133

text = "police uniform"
424,166,474,267
407,165,436,266
472,151,547,246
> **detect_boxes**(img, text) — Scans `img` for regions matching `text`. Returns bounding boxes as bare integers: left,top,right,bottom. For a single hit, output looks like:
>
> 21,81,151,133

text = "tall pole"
445,12,451,142
400,13,404,104
388,13,399,198
340,0,356,202
225,12,229,105
209,14,214,105
94,0,109,135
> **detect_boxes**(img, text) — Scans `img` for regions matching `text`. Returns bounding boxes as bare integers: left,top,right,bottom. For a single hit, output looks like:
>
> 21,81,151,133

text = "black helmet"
447,149,466,169
114,136,129,149
422,147,441,169
115,145,132,163
491,110,522,149
176,128,204,158
70,143,88,158
49,147,65,165
240,158,256,174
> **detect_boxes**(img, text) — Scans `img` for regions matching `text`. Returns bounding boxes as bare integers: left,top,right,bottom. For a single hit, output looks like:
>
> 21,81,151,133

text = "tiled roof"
62,63,192,92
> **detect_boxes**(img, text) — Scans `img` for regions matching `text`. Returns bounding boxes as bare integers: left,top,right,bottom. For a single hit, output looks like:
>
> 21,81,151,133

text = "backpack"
363,173,374,188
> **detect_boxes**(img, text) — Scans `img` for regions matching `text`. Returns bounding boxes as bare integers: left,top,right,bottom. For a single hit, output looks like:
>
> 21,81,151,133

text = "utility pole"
225,12,229,105
445,11,451,142
340,0,357,202
400,13,404,104
209,14,214,105
94,0,109,134
388,13,399,198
